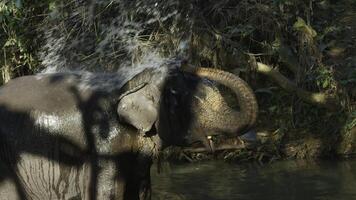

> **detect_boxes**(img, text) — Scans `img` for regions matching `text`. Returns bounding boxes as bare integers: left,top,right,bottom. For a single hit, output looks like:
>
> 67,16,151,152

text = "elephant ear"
117,84,160,133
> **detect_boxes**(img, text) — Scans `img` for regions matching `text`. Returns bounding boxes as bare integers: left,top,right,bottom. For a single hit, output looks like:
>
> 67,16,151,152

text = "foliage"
0,0,52,83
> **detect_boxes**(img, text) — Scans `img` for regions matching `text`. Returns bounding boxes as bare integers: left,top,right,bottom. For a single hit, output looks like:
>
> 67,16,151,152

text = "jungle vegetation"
0,0,355,162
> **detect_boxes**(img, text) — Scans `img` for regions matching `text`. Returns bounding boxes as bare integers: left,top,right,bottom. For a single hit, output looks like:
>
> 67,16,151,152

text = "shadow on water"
0,64,204,199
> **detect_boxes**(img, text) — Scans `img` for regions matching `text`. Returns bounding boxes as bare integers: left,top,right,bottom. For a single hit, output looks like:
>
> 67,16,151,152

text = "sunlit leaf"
49,2,56,11
293,17,317,37
322,80,329,88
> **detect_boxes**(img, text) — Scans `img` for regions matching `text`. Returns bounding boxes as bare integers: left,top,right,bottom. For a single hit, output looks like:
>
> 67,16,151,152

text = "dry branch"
183,144,246,153
278,44,300,74
251,60,340,110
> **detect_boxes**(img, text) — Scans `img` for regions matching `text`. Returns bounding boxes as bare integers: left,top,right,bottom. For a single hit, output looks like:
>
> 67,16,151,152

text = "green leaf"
322,80,329,88
4,39,15,47
269,106,278,112
293,17,307,29
293,17,317,37
49,2,56,11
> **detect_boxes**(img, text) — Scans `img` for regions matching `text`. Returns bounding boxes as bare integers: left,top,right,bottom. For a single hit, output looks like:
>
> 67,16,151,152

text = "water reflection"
152,160,356,200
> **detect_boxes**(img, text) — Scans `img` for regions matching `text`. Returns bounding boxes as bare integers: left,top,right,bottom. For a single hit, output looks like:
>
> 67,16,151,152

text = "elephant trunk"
183,66,258,134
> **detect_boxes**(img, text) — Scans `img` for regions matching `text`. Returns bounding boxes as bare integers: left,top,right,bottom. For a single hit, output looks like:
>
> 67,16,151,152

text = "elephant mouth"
192,137,250,153
194,130,257,153
202,133,235,153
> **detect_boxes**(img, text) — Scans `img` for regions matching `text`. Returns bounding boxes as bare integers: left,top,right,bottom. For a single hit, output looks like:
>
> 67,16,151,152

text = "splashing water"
38,0,192,76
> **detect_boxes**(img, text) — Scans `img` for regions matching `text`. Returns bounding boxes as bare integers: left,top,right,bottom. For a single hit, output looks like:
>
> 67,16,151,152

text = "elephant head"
117,63,258,150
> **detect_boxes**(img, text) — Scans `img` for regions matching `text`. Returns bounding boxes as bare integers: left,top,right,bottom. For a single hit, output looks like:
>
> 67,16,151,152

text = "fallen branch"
278,43,300,74
182,144,247,153
251,60,340,110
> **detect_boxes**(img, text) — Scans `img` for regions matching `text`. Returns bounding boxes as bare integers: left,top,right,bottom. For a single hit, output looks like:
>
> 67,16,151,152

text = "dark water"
151,160,356,200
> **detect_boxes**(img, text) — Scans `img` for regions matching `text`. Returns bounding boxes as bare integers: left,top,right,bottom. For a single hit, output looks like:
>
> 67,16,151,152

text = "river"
151,159,356,200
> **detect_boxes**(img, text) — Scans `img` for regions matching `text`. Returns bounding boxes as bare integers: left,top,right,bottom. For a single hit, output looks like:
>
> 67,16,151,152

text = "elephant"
0,61,258,200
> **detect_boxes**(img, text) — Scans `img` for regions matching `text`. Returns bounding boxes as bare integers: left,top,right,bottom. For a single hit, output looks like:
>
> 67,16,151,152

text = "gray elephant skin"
0,63,258,200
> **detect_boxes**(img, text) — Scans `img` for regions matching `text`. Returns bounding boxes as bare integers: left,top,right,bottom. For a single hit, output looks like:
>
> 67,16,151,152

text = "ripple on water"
152,160,356,200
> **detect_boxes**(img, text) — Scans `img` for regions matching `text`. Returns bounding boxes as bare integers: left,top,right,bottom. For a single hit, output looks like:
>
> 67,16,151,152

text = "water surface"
152,160,356,200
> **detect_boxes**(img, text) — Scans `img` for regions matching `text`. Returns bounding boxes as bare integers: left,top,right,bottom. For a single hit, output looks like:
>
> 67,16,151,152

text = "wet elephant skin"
0,72,158,200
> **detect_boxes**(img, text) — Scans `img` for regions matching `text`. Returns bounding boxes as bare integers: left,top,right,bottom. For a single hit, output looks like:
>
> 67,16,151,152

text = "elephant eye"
170,89,177,94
